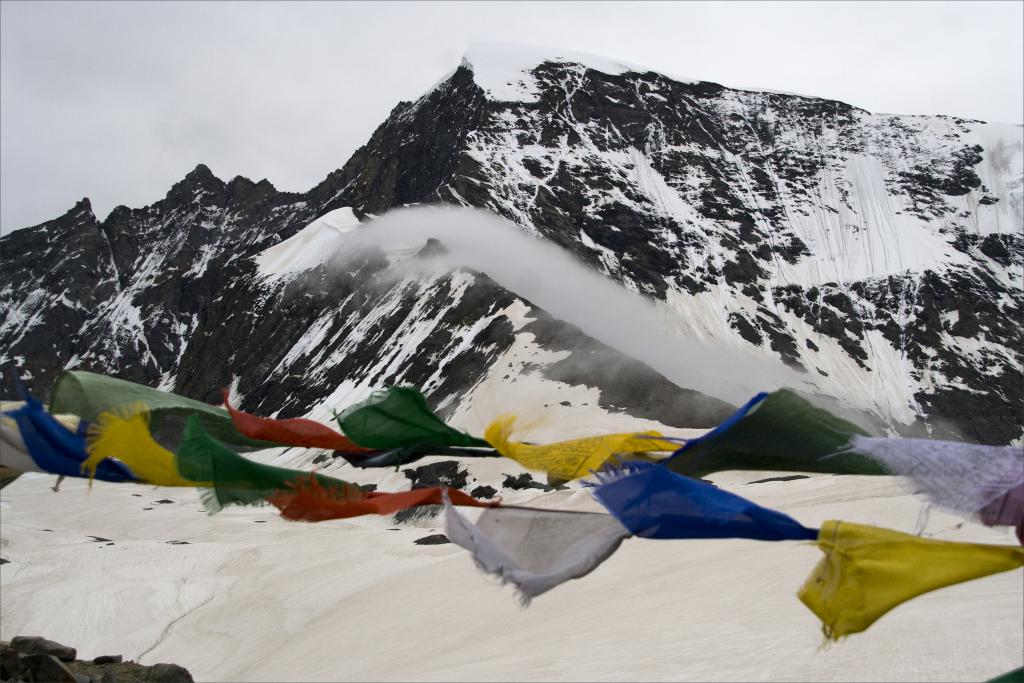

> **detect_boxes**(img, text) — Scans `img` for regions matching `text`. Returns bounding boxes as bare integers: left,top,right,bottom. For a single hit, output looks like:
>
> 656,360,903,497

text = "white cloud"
328,205,815,406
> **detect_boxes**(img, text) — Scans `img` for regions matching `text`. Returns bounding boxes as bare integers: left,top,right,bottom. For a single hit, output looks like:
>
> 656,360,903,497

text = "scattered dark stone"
166,540,190,545
145,662,195,683
88,537,113,543
93,655,123,665
359,483,378,492
392,505,441,524
559,400,571,406
413,534,450,545
0,558,8,565
153,500,174,504
11,636,77,661
253,520,266,523
804,338,819,352
746,474,811,484
131,494,142,497
42,529,54,532
23,653,76,682
402,461,469,490
142,508,153,510
502,473,568,492
470,485,497,499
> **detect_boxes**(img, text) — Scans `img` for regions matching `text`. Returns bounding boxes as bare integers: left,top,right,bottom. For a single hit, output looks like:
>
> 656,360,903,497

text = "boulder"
23,653,77,682
145,662,195,683
1,644,27,680
11,635,77,661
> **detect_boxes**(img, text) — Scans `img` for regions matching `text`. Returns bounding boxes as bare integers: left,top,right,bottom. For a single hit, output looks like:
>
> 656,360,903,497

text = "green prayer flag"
49,370,275,450
985,667,1024,683
176,415,360,513
335,386,489,449
665,389,885,478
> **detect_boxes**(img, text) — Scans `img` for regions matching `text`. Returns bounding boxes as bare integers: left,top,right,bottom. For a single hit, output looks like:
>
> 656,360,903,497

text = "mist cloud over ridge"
326,205,815,407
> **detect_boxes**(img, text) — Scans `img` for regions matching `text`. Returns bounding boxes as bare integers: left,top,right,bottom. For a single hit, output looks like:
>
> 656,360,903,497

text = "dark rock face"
0,638,195,683
22,653,77,682
1,51,1020,444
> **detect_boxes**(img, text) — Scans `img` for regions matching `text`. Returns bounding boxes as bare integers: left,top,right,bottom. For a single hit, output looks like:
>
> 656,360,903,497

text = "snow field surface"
1,464,1021,682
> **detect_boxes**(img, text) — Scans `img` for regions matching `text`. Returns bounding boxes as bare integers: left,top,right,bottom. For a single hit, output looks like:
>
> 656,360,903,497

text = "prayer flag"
334,386,489,449
984,667,1023,683
848,435,1023,532
175,415,364,513
590,461,818,541
270,474,494,521
666,390,885,477
798,520,1024,640
2,395,135,482
84,405,194,486
223,390,372,452
486,415,678,480
444,494,631,603
978,483,1024,544
50,370,274,449
340,443,496,468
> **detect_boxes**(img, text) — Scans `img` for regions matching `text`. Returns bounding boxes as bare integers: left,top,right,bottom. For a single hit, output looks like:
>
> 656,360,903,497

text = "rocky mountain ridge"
1,45,1021,444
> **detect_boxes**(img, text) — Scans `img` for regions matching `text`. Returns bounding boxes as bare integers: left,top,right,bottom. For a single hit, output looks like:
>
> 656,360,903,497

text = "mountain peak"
164,162,225,202
186,163,217,182
460,43,696,102
57,197,96,225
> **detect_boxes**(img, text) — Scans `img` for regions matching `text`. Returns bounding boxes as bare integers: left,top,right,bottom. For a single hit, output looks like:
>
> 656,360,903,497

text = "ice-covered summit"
460,42,700,102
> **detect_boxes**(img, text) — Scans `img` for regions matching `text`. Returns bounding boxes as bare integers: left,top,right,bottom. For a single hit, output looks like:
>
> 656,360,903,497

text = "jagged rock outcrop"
0,637,194,683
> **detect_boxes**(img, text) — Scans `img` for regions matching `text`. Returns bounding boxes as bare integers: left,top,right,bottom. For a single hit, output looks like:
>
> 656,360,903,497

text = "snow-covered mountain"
2,44,1021,444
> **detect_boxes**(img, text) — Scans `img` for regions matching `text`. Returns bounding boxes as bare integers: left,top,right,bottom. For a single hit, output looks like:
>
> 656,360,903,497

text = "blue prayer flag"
590,462,817,541
3,396,136,482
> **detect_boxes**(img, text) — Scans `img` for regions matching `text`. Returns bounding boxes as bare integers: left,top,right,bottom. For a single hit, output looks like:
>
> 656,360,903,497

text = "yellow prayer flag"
85,405,202,487
798,520,1024,640
484,415,678,481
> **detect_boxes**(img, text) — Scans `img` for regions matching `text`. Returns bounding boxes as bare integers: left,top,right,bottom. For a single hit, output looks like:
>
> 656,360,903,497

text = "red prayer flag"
269,474,497,522
223,390,373,452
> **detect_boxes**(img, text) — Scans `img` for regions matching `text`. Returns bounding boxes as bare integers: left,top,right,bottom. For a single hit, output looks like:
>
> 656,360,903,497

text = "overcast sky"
2,1,1021,235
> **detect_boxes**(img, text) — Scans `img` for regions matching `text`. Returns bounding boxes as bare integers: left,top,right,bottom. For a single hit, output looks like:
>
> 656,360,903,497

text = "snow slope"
2,466,1020,682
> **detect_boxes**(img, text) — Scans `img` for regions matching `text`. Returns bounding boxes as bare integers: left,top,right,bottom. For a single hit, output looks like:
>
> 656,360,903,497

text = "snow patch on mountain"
256,207,360,277
463,43,640,102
